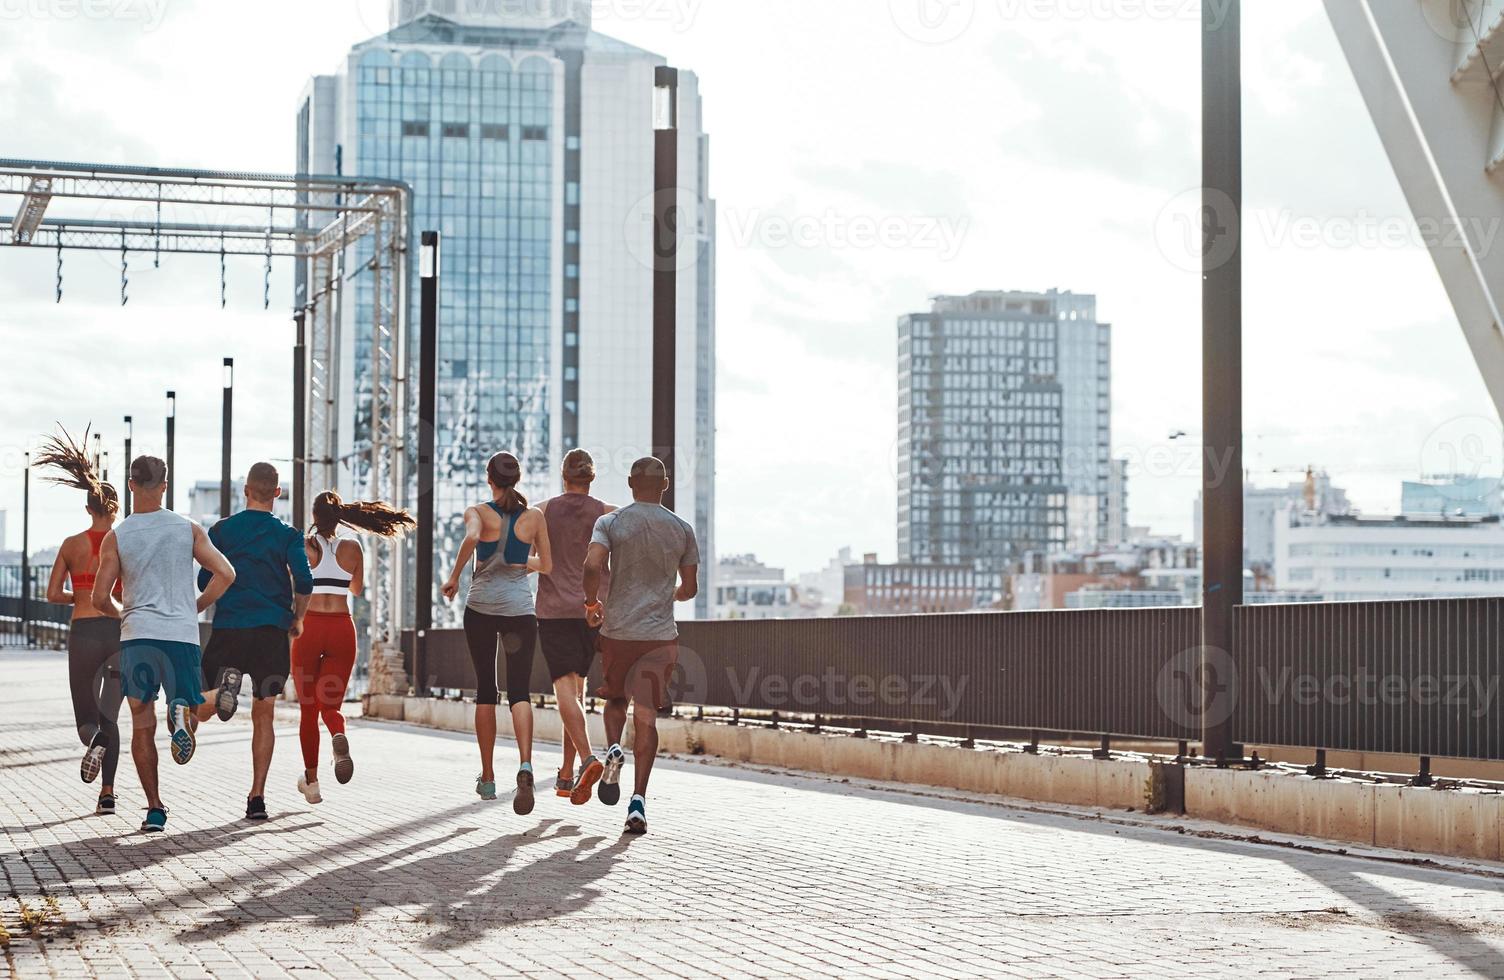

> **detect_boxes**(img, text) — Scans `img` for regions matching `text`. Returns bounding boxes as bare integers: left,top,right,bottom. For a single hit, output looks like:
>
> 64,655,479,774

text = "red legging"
291,610,357,772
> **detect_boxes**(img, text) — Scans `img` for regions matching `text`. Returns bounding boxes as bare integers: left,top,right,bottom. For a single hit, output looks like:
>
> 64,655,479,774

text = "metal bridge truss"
0,160,412,646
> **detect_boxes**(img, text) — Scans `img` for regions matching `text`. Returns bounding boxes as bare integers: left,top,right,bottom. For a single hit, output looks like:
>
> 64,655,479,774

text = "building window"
480,124,508,140
442,122,470,139
402,121,430,137
522,125,548,141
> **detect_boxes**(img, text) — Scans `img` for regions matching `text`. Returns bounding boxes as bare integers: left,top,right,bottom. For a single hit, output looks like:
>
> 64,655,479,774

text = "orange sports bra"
70,529,121,599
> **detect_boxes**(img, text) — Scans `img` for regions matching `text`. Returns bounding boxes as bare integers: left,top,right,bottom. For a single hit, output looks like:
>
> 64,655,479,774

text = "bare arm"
193,523,237,613
89,532,122,617
46,549,71,605
525,507,553,575
344,539,366,597
442,507,483,601
583,541,609,627
675,564,699,603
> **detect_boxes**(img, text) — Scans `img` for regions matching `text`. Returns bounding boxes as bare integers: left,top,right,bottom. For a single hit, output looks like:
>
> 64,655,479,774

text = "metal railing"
402,596,1504,766
0,565,73,648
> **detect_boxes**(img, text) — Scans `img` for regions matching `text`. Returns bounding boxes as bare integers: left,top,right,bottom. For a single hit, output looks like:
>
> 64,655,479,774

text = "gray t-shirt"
591,502,700,642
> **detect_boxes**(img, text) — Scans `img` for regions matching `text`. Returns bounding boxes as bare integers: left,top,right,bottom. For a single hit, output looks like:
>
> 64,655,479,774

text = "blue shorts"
120,639,207,707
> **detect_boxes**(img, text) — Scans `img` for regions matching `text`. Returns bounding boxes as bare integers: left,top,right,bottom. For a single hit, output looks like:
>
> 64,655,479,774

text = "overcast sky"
0,0,1496,577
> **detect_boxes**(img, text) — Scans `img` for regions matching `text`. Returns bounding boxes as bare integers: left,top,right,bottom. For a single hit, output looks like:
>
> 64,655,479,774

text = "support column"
415,231,440,697
653,66,679,511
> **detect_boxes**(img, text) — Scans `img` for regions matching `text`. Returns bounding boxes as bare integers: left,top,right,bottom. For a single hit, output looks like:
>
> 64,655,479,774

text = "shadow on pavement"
178,817,637,948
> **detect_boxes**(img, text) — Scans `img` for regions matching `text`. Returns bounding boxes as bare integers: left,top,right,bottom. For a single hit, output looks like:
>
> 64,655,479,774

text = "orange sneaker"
554,768,575,798
570,757,605,806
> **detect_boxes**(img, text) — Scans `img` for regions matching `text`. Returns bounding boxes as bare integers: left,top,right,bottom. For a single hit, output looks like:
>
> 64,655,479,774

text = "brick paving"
4,648,1504,978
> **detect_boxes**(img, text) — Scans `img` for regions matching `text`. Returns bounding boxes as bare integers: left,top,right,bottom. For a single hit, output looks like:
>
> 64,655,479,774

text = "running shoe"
624,796,647,835
554,767,576,798
95,794,116,817
475,775,497,801
331,733,354,785
215,667,244,722
81,731,108,783
598,744,625,806
141,807,168,833
245,796,268,821
513,769,535,816
168,703,196,766
298,774,322,805
571,756,605,806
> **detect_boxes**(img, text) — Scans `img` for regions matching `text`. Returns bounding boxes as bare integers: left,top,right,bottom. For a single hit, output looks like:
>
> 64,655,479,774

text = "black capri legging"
462,608,537,707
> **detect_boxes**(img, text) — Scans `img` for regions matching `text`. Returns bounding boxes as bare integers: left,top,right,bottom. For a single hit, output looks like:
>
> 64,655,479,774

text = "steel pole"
293,312,307,532
123,416,133,516
415,231,440,697
221,358,234,520
652,66,679,512
1201,0,1242,763
20,453,29,640
165,392,176,510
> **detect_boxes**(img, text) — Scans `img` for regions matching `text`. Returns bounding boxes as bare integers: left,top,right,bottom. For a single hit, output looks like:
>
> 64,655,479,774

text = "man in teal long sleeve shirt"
194,462,313,820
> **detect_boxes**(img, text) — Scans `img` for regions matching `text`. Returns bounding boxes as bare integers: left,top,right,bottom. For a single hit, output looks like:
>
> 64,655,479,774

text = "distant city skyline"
0,1,1498,581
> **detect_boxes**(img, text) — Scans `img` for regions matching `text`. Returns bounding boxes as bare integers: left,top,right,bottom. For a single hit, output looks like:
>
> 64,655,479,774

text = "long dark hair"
311,490,416,539
35,425,119,519
486,452,528,514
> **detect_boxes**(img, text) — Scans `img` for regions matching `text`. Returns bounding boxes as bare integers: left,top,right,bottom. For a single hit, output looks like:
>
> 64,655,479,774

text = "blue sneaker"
169,703,196,766
625,796,647,835
598,745,625,806
476,775,497,801
141,807,167,833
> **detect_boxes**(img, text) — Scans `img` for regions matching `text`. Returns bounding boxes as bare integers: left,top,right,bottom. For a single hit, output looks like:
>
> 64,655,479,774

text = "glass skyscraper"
298,0,716,620
898,290,1112,588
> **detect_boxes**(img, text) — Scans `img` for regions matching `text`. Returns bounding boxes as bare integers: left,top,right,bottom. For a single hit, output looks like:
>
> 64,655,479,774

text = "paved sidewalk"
4,649,1504,978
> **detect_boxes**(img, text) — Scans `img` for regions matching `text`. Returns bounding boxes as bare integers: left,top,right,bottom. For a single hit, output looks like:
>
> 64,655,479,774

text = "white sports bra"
310,534,354,597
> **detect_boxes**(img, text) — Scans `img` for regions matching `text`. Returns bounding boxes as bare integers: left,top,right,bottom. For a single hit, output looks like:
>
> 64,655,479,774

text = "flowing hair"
34,425,118,518
311,491,416,539
486,452,528,514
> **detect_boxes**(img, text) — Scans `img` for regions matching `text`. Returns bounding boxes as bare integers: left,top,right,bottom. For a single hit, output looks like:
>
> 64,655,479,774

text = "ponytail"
486,451,529,514
35,425,119,518
311,490,416,539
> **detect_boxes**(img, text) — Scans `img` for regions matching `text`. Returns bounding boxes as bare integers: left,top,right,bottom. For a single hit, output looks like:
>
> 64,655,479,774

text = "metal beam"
10,178,52,244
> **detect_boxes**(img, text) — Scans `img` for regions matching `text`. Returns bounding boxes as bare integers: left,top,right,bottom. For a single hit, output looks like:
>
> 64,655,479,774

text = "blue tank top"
475,502,531,565
467,501,534,617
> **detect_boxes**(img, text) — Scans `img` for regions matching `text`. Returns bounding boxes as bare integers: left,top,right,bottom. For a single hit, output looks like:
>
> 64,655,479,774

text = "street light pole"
652,66,679,513
1201,0,1243,763
123,415,133,516
20,452,29,639
165,391,176,510
414,230,440,697
221,358,234,520
293,312,307,532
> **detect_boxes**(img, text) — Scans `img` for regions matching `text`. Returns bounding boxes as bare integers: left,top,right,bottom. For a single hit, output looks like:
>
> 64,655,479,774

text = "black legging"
68,617,123,786
462,608,537,707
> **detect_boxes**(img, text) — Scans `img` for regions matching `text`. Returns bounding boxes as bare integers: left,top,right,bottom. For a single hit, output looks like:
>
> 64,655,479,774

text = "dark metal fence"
0,564,71,648
404,597,1504,765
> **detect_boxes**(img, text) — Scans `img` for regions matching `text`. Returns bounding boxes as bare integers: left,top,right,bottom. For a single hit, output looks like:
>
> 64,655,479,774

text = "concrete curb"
363,694,1504,862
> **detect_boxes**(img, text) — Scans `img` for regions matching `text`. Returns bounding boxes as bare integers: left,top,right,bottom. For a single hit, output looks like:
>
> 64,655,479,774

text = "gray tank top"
466,505,535,617
115,509,200,645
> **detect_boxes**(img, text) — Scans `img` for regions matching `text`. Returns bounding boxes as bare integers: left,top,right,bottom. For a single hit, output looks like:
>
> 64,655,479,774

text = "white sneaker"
297,774,323,804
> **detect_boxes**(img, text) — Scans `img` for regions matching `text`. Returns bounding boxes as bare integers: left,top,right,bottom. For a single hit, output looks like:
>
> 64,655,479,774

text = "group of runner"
43,427,697,838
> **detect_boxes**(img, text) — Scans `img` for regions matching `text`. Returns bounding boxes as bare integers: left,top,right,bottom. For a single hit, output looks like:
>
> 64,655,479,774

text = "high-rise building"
1402,474,1503,518
897,289,1111,585
297,0,716,619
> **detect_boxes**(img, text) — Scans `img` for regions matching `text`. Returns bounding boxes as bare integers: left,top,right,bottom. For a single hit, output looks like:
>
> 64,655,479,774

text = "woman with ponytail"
291,490,414,804
441,451,553,815
38,426,125,817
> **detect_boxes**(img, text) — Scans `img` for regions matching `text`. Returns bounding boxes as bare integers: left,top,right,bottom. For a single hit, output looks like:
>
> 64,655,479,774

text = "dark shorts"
121,639,206,707
596,636,678,708
201,625,291,700
539,619,598,681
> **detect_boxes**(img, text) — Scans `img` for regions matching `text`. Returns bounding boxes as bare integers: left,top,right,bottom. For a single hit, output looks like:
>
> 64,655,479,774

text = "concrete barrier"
363,695,1504,862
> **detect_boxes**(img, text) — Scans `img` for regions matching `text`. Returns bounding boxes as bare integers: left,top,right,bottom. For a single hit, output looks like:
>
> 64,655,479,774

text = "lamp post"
92,432,102,474
165,391,176,510
221,358,233,520
652,65,679,512
123,415,133,516
1201,0,1242,763
293,312,307,532
20,452,29,639
414,230,440,697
